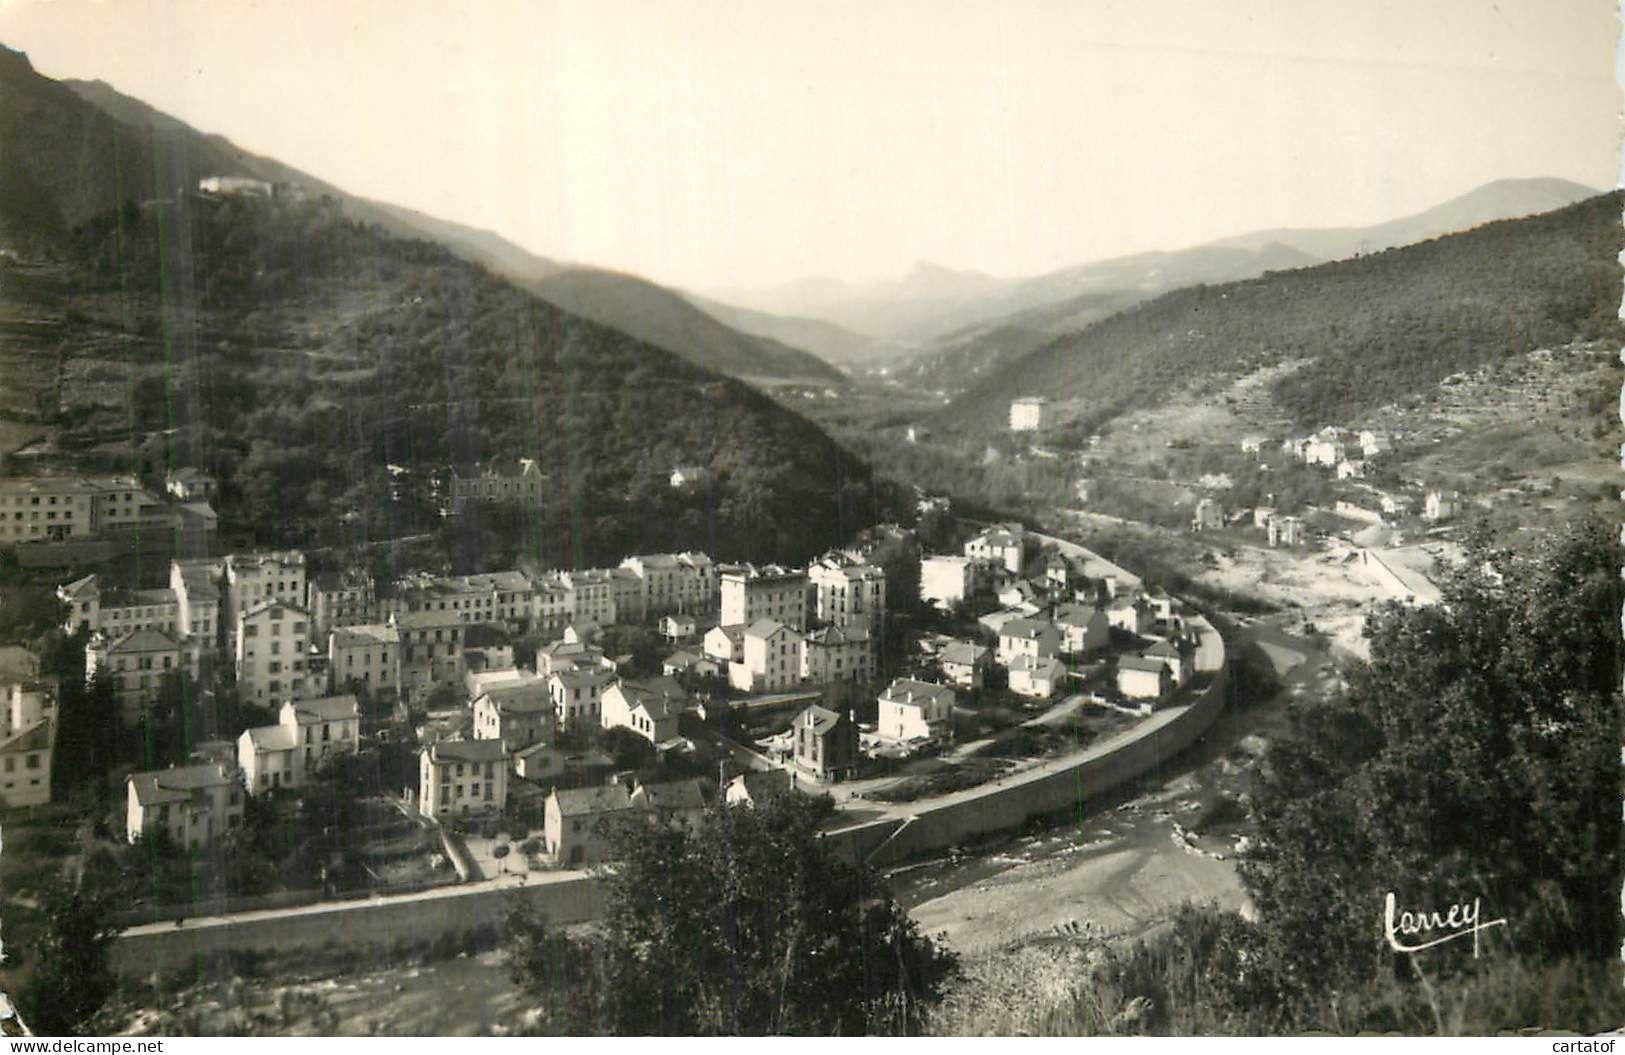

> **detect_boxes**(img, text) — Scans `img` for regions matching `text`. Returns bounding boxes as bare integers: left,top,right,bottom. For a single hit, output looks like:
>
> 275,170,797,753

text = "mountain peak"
0,44,35,77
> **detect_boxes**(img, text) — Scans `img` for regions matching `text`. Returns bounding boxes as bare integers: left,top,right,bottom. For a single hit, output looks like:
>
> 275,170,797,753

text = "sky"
0,0,1617,291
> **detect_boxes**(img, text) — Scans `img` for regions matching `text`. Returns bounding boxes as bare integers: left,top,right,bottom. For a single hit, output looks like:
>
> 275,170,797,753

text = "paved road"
121,865,592,939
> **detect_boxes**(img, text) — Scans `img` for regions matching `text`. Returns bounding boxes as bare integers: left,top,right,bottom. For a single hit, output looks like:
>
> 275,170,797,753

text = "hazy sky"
0,0,1617,290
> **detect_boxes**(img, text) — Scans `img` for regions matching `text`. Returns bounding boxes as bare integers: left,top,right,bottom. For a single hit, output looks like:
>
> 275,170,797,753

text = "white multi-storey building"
720,565,808,631
235,601,316,704
807,556,885,630
224,551,307,651
237,695,361,794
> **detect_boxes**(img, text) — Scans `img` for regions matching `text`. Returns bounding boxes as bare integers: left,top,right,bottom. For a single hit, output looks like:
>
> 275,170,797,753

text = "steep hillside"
902,242,1322,392
13,62,842,390
936,191,1624,434
1207,176,1600,260
5,192,890,566
527,268,844,384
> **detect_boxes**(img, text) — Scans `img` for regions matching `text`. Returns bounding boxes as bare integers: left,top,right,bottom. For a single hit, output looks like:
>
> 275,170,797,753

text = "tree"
506,793,958,1035
492,842,511,874
19,885,124,1035
1239,519,1622,1006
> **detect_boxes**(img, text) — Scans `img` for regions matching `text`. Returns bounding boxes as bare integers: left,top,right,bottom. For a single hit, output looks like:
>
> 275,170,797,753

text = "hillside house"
1380,493,1415,516
308,571,375,643
449,458,544,512
661,650,721,679
393,608,466,703
996,618,1061,667
629,777,711,834
729,620,804,693
125,761,244,847
1336,459,1366,480
669,465,713,490
1143,638,1194,686
86,627,184,725
1192,498,1224,531
1054,603,1109,655
1240,435,1269,454
1268,515,1307,548
536,638,610,677
223,551,307,651
164,467,217,502
1424,490,1459,521
545,784,636,867
791,704,859,783
328,623,400,698
660,613,697,642
1360,430,1393,458
800,624,872,685
919,555,988,609
964,524,1027,573
1106,595,1153,636
549,666,617,730
938,640,991,689
419,738,510,819
235,601,315,704
472,678,554,749
601,677,689,744
702,623,747,666
169,558,222,653
0,677,54,808
1008,654,1064,699
877,679,955,744
0,476,97,545
1009,397,1052,432
0,714,53,808
618,551,717,617
1117,655,1171,701
720,565,809,630
237,695,361,794
808,555,886,630
997,579,1044,610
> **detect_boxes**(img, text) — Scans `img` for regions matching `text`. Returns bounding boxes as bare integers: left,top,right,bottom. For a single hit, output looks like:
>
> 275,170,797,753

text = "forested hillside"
938,192,1624,433
38,192,893,565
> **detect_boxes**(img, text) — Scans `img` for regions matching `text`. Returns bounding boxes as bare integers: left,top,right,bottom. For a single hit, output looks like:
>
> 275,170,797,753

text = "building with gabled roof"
730,619,803,693
471,675,553,749
1117,654,1171,701
601,676,689,744
629,776,711,833
449,457,544,511
1008,654,1064,699
877,678,955,744
791,704,858,783
964,524,1028,573
328,622,400,698
86,627,184,724
549,665,617,729
418,737,510,818
996,617,1061,667
125,761,244,846
0,715,54,808
545,783,637,866
1054,603,1109,655
237,695,361,794
938,640,991,689
800,623,872,686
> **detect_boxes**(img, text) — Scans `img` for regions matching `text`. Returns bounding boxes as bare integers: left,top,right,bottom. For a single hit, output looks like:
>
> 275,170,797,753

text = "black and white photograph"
0,0,1619,1039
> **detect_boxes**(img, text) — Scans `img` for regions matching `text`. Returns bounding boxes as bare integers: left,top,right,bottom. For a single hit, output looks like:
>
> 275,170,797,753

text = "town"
1,448,1224,890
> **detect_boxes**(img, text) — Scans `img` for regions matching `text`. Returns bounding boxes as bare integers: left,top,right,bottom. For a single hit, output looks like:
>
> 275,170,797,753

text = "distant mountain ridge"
934,190,1624,435
702,176,1603,364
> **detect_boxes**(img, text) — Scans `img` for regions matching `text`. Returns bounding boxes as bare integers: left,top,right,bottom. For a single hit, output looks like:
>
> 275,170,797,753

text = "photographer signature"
1384,892,1507,957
